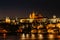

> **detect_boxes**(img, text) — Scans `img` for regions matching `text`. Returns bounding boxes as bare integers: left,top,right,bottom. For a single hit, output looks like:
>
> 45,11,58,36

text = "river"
0,33,60,40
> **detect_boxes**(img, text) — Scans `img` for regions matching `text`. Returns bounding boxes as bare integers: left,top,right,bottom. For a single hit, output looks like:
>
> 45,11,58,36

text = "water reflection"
26,34,29,38
48,34,54,38
38,34,43,39
3,33,7,39
31,34,35,39
0,33,60,40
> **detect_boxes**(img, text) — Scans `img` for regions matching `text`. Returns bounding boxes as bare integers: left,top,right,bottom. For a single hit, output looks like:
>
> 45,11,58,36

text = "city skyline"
0,11,60,19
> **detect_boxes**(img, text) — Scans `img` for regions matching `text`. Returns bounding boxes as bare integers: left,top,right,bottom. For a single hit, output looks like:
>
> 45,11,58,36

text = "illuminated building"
29,12,36,19
5,17,11,23
1,11,60,33
29,11,47,23
48,15,60,23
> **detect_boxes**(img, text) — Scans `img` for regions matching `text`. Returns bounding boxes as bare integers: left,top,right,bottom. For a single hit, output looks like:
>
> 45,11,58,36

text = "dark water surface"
0,33,60,40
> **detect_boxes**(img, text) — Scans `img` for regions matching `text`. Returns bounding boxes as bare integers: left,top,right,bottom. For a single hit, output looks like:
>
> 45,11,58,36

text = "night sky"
0,0,60,18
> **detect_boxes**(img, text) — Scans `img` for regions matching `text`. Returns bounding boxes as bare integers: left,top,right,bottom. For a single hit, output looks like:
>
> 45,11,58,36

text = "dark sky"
0,0,60,18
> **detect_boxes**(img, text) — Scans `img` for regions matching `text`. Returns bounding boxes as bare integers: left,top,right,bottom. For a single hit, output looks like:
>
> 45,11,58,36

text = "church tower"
29,11,35,19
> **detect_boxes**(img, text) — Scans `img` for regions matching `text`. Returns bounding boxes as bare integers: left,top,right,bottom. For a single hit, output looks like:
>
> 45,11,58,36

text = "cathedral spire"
29,11,36,19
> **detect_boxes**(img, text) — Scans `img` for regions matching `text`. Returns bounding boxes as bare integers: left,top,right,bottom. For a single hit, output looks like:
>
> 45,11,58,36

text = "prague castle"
0,12,60,34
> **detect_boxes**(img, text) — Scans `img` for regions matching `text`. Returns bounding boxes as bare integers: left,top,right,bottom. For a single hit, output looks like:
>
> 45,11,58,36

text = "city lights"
5,17,11,23
0,12,60,34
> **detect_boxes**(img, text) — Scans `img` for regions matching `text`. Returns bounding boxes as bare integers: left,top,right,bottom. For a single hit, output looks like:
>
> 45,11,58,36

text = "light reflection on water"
48,34,54,38
31,34,35,39
0,33,60,40
3,33,6,38
38,34,43,39
21,34,25,39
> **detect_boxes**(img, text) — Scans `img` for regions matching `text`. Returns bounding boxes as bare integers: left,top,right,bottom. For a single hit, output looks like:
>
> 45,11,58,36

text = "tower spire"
29,11,36,19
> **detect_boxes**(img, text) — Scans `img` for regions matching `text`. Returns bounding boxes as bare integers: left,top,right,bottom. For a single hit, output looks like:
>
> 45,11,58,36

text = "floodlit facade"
48,15,60,23
5,17,11,23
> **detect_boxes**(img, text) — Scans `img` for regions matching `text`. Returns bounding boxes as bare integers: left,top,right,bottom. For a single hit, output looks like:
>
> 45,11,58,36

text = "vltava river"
0,33,60,40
